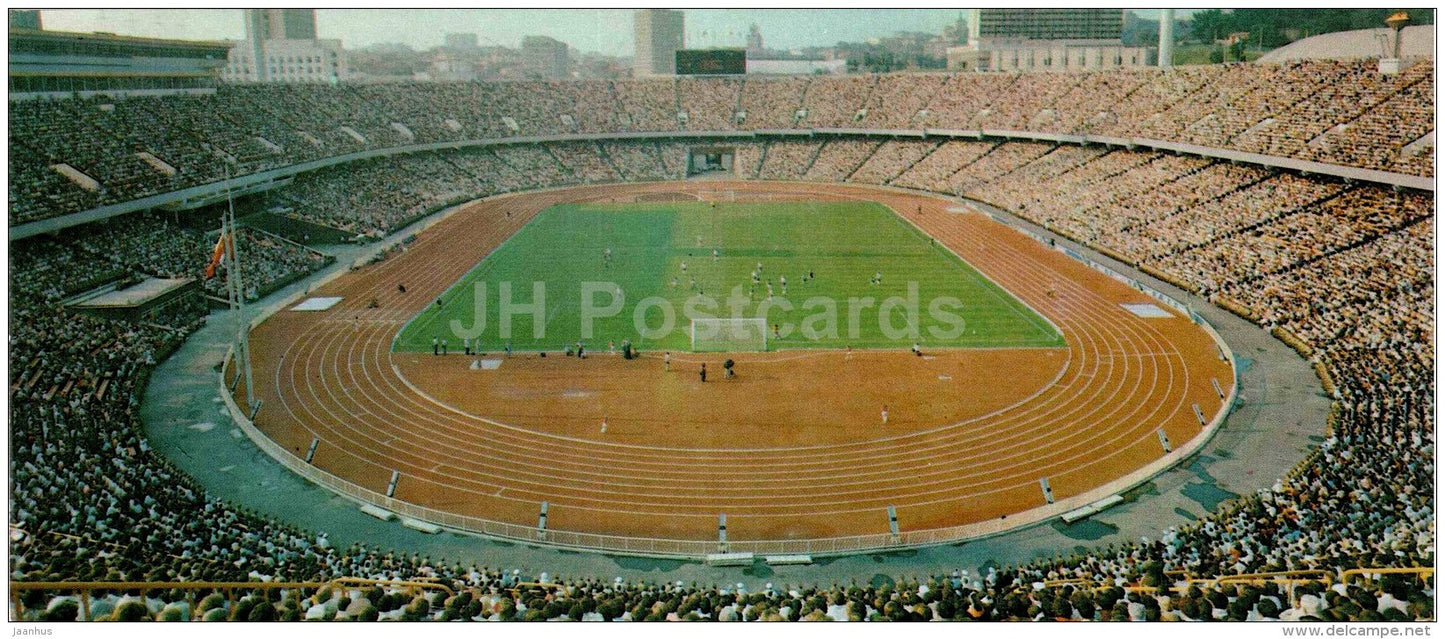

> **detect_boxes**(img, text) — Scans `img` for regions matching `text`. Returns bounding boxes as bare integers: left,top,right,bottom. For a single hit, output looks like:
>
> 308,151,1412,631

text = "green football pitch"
393,200,1061,353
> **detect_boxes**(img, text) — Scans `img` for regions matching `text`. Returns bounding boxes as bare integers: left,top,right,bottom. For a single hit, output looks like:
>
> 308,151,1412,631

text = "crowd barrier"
16,567,1427,620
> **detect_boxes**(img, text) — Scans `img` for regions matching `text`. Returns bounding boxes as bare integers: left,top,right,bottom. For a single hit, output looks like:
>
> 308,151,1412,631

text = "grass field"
394,200,1062,353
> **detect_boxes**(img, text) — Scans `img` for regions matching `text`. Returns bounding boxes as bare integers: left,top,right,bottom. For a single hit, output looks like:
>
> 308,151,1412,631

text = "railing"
1342,567,1435,586
1214,570,1334,586
15,568,1425,621
1044,569,1342,610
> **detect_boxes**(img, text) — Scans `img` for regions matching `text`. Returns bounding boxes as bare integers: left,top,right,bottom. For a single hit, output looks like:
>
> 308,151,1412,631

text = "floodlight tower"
221,164,257,413
1158,9,1175,68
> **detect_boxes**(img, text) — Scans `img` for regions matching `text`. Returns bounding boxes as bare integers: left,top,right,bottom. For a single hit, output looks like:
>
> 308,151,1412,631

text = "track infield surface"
393,200,1062,353
240,181,1236,551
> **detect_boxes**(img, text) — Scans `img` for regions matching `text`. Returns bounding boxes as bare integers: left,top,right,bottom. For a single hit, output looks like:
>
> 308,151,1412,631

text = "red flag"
205,233,230,280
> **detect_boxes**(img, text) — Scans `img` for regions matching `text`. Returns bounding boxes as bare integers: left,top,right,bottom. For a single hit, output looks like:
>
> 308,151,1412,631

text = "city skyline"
35,8,1195,57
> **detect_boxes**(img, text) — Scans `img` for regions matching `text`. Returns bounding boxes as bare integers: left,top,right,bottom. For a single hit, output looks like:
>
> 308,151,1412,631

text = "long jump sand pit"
240,180,1235,554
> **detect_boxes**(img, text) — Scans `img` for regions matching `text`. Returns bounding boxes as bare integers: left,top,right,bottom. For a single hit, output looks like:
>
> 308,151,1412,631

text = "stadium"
7,8,1436,625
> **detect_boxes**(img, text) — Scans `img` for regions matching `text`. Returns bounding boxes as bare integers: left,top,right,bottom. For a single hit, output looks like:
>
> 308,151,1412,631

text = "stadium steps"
1059,149,1157,187
1138,70,1238,141
670,77,682,128
956,141,1054,196
881,140,943,186
652,141,669,178
1221,69,1361,151
1165,185,1355,258
854,75,881,124
594,141,627,180
1027,73,1093,131
963,74,1023,130
1079,73,1167,133
793,76,815,127
439,154,492,192
605,81,626,132
987,142,1088,187
732,77,746,124
893,76,951,129
798,139,826,176
839,138,888,183
1072,156,1207,227
1307,70,1435,150
540,144,580,184
134,100,271,171
1296,70,1432,153
491,146,552,190
1233,214,1434,289
941,141,1004,196
1114,162,1271,236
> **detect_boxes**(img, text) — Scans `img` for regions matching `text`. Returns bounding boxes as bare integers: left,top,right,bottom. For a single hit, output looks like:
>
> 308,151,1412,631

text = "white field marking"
260,185,1208,514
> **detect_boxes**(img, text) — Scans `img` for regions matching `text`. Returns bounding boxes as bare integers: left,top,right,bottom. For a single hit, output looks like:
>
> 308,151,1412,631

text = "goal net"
690,317,768,352
698,189,737,202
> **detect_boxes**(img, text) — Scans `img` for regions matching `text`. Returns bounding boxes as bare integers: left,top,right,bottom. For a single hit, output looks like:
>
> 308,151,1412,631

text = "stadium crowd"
738,76,809,129
756,140,822,181
7,57,1436,622
961,139,1434,615
11,59,1432,225
849,140,941,185
803,138,883,182
890,140,998,193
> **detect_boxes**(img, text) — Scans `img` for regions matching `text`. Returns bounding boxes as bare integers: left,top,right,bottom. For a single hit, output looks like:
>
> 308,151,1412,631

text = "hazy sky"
36,8,1192,57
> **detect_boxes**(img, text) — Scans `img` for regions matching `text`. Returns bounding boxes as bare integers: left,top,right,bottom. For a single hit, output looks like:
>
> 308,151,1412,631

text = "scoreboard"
675,49,745,75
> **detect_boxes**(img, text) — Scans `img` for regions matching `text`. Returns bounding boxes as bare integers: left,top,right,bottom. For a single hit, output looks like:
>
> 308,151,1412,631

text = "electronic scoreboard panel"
675,49,746,75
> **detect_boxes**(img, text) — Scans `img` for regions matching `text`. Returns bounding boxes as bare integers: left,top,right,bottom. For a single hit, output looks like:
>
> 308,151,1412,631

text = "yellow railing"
1041,569,1338,606
326,577,454,598
13,568,1430,621
1214,570,1333,586
1342,567,1434,586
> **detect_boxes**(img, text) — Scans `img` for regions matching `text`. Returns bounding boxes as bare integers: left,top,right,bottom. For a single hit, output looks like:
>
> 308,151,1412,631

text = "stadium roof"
9,27,227,51
1257,24,1433,63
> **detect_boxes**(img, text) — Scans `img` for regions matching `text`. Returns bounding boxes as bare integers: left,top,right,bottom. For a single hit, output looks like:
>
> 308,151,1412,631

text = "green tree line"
1189,8,1432,49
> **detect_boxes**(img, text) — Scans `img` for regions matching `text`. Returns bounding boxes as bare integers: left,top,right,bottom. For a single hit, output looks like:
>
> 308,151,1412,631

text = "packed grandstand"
8,58,1436,622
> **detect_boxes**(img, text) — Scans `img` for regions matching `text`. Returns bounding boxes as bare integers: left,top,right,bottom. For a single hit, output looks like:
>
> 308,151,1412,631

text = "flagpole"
222,163,256,410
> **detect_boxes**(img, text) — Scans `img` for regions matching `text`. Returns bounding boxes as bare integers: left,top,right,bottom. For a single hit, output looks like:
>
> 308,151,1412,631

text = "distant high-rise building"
967,8,1123,43
445,33,479,50
9,9,41,30
941,13,968,45
244,9,317,41
430,54,477,82
227,9,346,84
952,8,1148,74
634,9,684,76
522,35,570,79
745,24,764,57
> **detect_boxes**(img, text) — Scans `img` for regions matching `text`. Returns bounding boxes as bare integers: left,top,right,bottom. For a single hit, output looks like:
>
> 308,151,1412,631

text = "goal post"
690,317,768,352
698,189,737,202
